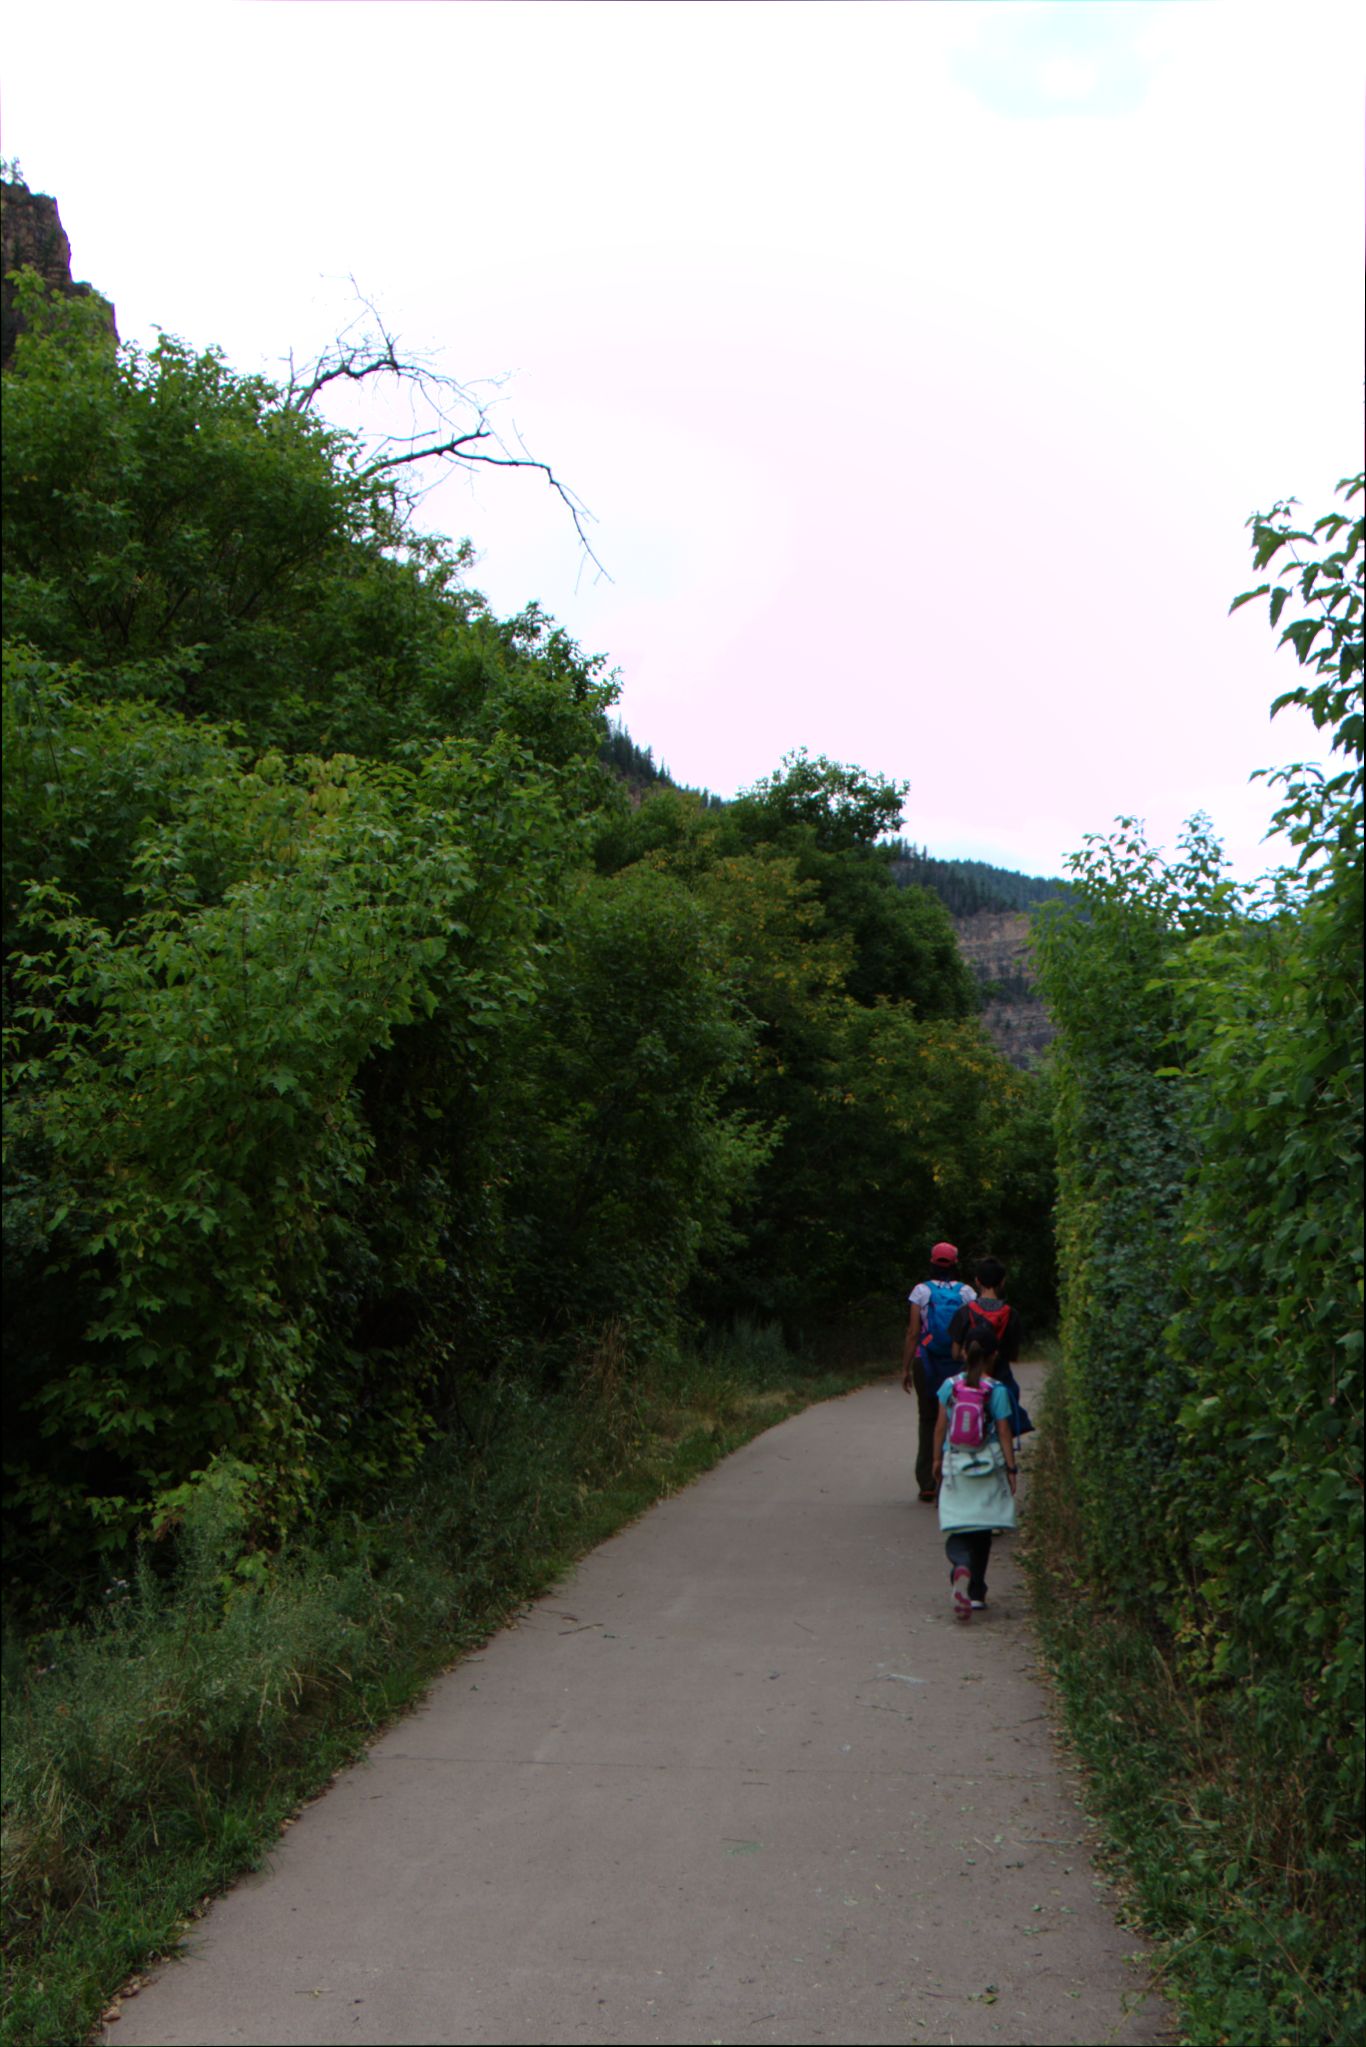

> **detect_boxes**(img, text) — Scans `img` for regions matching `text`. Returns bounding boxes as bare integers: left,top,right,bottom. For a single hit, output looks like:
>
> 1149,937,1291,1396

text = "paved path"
109,1365,1167,2046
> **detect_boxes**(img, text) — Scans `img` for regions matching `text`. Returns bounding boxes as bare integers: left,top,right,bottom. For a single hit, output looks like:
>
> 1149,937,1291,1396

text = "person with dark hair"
932,1322,1017,1619
951,1256,1033,1444
901,1241,976,1502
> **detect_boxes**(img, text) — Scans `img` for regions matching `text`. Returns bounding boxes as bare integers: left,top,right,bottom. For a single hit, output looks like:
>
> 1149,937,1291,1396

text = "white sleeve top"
908,1281,976,1309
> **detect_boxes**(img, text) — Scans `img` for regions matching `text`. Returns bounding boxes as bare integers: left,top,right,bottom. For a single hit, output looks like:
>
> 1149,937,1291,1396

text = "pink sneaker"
951,1567,972,1622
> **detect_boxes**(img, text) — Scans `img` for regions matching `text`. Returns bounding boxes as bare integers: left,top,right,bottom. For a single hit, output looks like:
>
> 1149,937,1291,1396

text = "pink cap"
930,1241,958,1263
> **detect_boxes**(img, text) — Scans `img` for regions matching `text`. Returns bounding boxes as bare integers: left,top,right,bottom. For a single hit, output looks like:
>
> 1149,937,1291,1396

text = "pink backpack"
948,1374,996,1451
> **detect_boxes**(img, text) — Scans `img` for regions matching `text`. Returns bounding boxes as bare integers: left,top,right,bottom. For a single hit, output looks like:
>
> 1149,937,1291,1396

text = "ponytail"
964,1335,990,1389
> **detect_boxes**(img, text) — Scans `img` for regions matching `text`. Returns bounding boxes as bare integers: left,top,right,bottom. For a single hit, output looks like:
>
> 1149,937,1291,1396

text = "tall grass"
1021,1368,1365,2046
1,1326,881,2047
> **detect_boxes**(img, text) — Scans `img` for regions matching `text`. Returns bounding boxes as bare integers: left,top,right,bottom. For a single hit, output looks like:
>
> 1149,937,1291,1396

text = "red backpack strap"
969,1300,1011,1340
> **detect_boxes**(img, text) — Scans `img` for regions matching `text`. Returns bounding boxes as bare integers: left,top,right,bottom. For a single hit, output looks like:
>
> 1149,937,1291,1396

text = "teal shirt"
937,1377,1011,1423
937,1375,1018,1534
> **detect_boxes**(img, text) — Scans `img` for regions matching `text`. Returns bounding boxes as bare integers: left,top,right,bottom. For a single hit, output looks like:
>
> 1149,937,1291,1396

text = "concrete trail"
108,1365,1167,2047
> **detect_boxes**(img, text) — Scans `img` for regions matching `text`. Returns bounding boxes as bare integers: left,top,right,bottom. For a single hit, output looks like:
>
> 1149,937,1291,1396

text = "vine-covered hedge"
1034,476,1364,2034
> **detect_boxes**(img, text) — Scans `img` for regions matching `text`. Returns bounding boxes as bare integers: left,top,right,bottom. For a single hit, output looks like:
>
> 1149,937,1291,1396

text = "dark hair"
930,1256,957,1275
963,1327,997,1388
974,1255,1006,1292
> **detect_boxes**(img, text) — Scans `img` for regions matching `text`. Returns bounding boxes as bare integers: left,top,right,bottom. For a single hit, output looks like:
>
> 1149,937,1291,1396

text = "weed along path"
108,1364,1167,2047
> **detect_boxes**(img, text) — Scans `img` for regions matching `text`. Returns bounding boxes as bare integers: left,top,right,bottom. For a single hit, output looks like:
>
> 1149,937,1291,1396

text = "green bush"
1023,1369,1364,2047
1032,474,1364,2035
3,655,576,1584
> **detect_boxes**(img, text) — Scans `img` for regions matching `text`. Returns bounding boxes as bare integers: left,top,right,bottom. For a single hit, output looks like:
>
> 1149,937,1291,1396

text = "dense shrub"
1033,474,1364,2032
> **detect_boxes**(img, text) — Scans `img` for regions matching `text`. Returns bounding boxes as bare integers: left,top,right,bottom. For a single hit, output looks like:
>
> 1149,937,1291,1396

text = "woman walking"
932,1323,1017,1621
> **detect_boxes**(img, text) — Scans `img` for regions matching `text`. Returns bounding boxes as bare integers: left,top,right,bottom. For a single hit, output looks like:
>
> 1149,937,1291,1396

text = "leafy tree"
0,281,614,778
595,760,1044,1332
496,866,770,1369
728,750,906,851
1,294,617,1589
3,658,575,1580
724,753,975,1018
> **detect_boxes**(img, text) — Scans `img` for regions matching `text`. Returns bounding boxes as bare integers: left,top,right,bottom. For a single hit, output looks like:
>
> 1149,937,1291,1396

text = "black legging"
946,1530,993,1600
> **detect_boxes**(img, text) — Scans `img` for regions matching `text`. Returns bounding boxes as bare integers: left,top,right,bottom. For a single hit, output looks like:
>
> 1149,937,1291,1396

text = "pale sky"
3,1,1362,879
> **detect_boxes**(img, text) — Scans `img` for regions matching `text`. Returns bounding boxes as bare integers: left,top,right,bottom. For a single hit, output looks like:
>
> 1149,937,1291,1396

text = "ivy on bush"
1033,474,1364,2014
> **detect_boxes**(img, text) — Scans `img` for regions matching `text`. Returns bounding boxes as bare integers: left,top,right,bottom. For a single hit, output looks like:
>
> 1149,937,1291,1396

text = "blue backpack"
917,1279,963,1391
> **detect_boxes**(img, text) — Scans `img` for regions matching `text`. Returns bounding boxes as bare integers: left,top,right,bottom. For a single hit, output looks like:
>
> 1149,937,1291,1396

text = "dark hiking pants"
912,1357,941,1495
945,1530,993,1601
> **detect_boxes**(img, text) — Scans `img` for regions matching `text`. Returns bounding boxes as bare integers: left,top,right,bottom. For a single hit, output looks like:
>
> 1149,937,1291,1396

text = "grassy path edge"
3,1346,885,2047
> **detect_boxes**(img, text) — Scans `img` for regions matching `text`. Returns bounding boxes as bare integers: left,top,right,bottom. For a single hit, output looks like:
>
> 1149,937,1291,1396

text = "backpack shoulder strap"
970,1299,1011,1335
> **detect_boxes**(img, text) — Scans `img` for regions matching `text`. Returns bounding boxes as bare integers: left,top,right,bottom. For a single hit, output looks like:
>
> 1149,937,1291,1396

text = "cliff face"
1,178,116,366
953,909,1054,1068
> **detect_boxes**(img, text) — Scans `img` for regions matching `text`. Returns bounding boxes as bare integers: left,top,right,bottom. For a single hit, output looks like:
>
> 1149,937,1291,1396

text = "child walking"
951,1255,1033,1446
932,1323,1017,1621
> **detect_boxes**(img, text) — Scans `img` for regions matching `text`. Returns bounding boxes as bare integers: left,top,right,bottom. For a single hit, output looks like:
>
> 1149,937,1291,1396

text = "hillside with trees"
886,844,1070,919
595,761,1069,1071
1,274,1055,1612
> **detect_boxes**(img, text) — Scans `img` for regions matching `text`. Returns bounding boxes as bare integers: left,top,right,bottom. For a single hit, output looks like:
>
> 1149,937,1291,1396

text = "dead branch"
282,284,609,583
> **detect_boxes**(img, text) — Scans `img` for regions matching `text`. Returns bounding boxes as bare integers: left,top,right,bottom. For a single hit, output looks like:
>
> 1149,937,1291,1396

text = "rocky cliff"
1,177,116,366
953,909,1054,1068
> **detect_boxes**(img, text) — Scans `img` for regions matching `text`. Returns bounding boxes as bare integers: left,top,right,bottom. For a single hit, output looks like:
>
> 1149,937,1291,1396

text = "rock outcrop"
953,909,1054,1068
1,177,116,366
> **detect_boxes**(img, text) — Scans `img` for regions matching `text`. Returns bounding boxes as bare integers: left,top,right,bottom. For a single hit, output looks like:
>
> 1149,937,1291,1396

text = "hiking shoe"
969,1598,987,1610
951,1568,972,1622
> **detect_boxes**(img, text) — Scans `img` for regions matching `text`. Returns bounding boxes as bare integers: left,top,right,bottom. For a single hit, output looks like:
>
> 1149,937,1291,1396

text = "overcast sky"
4,1,1362,878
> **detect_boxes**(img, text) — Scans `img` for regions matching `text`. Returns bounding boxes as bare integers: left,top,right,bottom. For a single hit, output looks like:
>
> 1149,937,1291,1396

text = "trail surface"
109,1364,1167,2046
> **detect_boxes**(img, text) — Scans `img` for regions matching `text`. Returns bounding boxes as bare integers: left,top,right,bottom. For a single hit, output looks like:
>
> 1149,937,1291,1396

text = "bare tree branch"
359,428,493,468
281,283,610,583
359,441,604,581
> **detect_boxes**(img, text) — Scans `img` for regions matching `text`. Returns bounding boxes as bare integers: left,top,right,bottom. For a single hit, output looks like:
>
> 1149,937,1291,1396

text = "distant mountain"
883,849,1065,1064
599,720,725,808
884,842,1071,919
883,849,1066,1069
947,911,1053,1067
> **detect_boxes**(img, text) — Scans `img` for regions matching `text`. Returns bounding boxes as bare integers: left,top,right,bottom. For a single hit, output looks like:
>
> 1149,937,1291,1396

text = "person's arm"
931,1402,949,1485
901,1303,922,1392
997,1411,1017,1492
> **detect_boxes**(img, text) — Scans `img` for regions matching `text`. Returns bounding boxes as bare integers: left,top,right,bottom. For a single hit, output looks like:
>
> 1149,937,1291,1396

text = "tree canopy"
2,281,1054,1601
